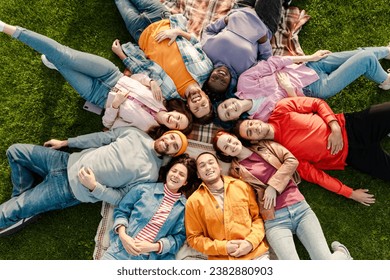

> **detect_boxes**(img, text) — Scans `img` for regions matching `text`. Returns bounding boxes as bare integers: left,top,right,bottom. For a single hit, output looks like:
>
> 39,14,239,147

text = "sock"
0,20,5,32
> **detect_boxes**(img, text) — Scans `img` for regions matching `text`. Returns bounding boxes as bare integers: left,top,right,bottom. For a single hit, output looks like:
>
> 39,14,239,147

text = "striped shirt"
135,184,181,243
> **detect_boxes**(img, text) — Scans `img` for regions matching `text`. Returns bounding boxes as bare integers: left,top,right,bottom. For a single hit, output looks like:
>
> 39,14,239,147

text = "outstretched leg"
115,0,170,42
346,102,390,182
1,144,80,229
305,47,390,98
1,22,122,107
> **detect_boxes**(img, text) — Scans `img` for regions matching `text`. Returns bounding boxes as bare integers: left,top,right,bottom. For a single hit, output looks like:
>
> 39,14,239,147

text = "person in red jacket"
233,97,390,205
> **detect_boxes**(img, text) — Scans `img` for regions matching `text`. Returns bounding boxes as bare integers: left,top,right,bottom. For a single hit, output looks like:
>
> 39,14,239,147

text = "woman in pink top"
213,130,353,260
217,46,390,123
0,21,193,135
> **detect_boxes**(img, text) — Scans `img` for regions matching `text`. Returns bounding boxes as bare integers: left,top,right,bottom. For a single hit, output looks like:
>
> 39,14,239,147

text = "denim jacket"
109,182,187,260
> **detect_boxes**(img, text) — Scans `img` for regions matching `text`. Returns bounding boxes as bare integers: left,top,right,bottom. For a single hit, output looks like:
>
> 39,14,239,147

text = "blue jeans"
305,47,390,99
0,144,80,228
12,28,123,108
264,200,348,260
115,0,170,43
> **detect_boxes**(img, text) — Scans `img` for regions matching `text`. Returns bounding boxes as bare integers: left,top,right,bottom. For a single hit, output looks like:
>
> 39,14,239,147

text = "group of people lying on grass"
0,0,389,260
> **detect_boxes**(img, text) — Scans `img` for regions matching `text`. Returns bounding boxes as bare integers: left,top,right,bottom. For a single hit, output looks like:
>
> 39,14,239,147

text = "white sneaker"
331,241,353,260
379,73,390,90
41,54,58,70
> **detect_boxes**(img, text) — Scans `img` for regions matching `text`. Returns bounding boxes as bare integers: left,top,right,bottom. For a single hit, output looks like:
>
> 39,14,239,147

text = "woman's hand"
155,29,180,46
134,240,159,254
78,167,97,191
150,80,163,102
112,90,129,109
118,227,141,256
277,72,296,96
112,39,127,60
263,186,277,209
309,50,332,62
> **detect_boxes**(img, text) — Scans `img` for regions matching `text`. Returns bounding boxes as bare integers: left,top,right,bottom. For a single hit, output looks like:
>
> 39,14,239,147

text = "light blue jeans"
264,200,348,260
12,28,123,108
115,0,170,43
305,47,390,98
0,144,80,228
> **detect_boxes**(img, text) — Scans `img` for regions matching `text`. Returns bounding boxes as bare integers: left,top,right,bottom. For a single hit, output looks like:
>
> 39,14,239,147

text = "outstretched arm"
298,161,375,205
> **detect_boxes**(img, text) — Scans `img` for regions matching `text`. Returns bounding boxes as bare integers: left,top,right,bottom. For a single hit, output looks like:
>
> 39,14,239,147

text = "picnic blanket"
93,0,310,260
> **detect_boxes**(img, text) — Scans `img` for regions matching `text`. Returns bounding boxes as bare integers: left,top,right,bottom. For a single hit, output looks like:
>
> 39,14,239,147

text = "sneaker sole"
0,215,40,237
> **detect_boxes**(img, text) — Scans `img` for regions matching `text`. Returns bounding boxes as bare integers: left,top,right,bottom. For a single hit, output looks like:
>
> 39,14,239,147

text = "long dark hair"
158,153,200,198
148,99,193,139
165,99,193,135
146,98,194,140
212,130,236,163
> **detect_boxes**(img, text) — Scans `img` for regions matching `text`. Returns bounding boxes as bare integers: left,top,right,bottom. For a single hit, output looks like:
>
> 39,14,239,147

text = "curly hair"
158,153,200,198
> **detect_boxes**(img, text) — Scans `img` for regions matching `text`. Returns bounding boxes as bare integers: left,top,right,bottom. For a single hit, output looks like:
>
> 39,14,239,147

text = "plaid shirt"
121,14,213,100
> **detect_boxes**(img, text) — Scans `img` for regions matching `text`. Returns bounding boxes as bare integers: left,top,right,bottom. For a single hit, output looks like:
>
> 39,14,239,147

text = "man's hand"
227,240,253,258
78,167,97,191
43,139,68,150
349,189,375,206
327,120,344,155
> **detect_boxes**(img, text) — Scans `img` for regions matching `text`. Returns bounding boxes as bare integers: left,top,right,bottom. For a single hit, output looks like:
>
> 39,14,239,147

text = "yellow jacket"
185,176,269,260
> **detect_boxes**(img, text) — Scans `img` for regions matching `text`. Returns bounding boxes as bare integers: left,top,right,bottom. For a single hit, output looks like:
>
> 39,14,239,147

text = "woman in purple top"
201,7,276,101
213,130,353,260
217,46,390,123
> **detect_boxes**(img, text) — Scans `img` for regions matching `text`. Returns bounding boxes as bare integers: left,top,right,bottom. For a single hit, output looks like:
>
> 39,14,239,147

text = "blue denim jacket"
108,182,186,260
121,14,213,100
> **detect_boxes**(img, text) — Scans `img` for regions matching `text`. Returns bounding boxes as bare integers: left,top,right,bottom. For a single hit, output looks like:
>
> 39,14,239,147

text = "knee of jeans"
6,144,24,161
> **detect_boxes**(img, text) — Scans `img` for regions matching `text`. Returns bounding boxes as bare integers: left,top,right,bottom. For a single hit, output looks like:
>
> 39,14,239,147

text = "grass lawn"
0,0,389,260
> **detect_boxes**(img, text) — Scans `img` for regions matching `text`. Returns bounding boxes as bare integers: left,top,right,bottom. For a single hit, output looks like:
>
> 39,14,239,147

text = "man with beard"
0,127,188,236
184,152,269,260
112,0,214,124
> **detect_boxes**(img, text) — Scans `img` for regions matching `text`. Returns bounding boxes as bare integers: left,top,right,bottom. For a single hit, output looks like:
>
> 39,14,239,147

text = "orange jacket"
185,176,269,260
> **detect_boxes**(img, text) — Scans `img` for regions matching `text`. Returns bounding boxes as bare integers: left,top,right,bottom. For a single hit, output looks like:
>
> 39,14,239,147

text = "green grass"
0,0,389,259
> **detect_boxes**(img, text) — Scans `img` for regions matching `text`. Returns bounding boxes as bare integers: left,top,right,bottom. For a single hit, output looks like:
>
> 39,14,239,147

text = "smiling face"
154,133,183,156
217,98,244,122
165,163,188,193
186,86,211,118
215,133,242,157
161,111,189,131
238,119,270,141
206,66,231,94
196,153,221,185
